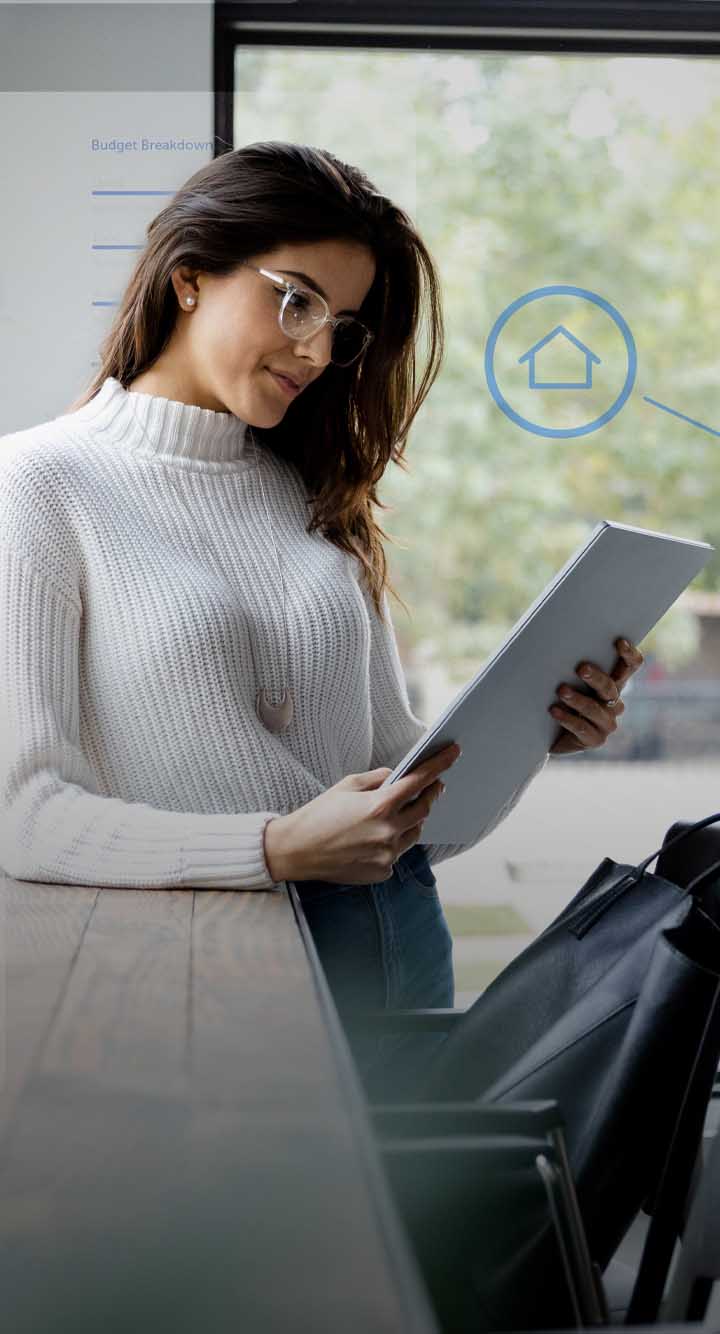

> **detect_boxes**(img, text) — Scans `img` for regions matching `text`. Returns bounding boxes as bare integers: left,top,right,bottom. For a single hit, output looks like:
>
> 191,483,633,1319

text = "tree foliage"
235,47,720,675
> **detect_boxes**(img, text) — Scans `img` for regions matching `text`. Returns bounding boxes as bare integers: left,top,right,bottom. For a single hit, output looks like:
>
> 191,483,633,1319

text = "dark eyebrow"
277,270,361,317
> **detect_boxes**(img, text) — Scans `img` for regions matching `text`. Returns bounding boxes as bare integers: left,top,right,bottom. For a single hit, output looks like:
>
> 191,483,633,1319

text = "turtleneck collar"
65,376,252,467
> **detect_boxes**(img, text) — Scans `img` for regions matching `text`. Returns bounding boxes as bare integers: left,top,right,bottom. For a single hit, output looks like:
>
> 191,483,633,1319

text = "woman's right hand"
264,742,462,885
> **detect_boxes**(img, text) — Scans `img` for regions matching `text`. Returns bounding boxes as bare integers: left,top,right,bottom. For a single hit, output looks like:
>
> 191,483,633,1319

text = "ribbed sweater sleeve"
364,585,549,867
0,455,284,891
0,549,283,889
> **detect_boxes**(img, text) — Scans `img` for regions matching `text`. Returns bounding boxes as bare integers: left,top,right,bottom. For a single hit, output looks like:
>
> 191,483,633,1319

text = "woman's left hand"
548,638,645,756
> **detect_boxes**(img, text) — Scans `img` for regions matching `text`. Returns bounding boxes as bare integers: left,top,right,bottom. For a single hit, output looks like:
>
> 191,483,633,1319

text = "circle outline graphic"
484,285,637,438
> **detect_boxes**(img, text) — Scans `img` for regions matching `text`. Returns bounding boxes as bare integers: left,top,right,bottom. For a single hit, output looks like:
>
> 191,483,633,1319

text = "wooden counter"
0,875,439,1333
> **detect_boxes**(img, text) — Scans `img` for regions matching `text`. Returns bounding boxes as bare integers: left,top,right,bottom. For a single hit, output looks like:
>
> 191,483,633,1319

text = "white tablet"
382,521,714,844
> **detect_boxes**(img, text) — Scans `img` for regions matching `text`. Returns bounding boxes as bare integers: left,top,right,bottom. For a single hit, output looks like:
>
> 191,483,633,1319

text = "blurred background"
231,46,720,1002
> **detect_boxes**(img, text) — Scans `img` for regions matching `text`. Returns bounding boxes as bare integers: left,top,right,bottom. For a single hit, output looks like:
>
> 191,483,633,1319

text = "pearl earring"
184,296,196,307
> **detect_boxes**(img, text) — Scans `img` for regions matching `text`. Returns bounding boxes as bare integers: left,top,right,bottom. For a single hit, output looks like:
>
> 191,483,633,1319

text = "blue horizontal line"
643,395,720,439
92,189,176,195
92,244,144,249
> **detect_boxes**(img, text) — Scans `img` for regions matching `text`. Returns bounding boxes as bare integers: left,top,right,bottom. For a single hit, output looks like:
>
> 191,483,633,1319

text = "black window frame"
214,2,720,147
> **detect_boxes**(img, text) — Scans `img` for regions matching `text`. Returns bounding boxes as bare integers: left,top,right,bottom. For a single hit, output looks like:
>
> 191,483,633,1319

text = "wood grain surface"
0,876,439,1333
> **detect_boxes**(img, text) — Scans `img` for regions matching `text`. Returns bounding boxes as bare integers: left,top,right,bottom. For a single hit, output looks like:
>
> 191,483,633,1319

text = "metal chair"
372,1099,607,1332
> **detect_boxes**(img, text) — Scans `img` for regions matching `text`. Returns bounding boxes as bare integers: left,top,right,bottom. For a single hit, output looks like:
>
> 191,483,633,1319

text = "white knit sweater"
0,376,548,891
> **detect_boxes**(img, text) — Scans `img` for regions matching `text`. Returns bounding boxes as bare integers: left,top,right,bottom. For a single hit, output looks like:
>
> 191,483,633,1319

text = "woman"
0,141,643,1097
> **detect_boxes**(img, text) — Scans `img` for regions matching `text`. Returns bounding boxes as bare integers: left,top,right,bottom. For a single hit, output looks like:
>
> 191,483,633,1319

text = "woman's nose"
295,322,333,366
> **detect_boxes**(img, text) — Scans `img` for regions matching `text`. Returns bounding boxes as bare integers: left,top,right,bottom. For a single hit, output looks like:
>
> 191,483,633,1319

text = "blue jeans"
293,842,455,1100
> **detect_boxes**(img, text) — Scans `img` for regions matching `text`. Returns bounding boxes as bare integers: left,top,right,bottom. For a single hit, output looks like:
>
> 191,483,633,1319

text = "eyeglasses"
243,263,375,368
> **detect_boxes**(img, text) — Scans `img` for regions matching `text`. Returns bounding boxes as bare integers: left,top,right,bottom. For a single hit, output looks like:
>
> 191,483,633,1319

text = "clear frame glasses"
244,263,375,368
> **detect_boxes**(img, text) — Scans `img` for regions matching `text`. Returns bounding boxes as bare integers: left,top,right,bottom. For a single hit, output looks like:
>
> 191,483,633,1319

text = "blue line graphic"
643,395,720,439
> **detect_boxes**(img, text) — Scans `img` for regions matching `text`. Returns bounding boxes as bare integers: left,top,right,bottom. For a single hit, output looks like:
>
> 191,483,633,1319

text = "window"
218,6,720,992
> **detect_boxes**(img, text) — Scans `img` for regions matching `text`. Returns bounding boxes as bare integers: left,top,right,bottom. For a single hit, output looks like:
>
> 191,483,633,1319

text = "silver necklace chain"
126,396,293,728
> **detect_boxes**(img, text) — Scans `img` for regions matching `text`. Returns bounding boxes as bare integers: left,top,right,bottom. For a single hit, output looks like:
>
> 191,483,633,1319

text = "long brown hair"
67,141,445,624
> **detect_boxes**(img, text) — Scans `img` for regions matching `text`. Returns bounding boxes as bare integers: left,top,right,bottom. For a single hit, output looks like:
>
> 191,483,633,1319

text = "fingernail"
580,666,591,679
619,638,629,649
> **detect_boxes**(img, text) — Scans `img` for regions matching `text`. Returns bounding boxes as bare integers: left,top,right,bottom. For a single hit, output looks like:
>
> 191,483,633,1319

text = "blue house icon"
518,324,601,389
